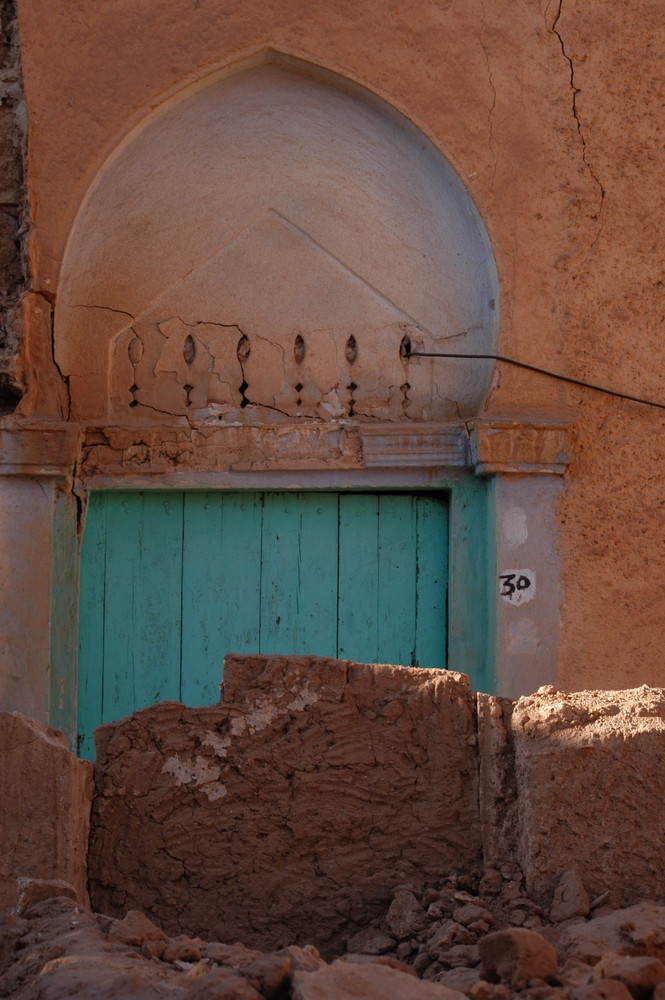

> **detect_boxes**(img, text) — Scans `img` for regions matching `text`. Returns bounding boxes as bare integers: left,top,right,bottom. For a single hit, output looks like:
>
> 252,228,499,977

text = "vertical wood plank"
181,492,224,706
102,492,183,723
132,492,183,709
415,495,449,668
217,491,263,656
260,492,301,654
50,491,82,750
102,492,142,723
376,494,417,665
77,493,107,759
448,475,491,689
293,493,338,655
337,494,379,662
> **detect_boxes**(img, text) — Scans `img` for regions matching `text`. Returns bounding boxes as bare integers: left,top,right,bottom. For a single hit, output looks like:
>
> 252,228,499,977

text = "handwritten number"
500,573,532,597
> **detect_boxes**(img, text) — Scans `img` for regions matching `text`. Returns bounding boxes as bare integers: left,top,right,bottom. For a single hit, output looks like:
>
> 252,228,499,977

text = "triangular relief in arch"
110,210,441,424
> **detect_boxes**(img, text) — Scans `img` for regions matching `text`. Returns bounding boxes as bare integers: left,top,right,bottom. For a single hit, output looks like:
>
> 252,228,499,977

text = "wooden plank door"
78,490,448,757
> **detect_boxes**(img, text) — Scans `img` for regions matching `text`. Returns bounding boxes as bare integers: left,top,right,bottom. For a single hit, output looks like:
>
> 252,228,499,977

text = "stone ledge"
469,419,572,475
0,417,572,479
0,419,80,477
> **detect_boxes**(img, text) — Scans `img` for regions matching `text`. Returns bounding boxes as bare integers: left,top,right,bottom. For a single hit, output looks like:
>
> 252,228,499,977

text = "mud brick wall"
88,662,665,955
0,0,27,410
509,686,665,907
0,712,92,912
88,655,480,956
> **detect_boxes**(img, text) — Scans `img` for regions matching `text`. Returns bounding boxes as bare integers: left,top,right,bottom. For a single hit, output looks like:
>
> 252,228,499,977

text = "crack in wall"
478,0,498,187
550,0,605,240
71,303,136,322
49,304,71,420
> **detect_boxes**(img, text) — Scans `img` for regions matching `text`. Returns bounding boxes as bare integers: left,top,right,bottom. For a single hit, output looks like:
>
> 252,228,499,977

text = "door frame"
49,469,493,749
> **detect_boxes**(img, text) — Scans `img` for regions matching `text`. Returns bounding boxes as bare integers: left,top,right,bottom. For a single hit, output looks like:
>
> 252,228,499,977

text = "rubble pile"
3,875,665,999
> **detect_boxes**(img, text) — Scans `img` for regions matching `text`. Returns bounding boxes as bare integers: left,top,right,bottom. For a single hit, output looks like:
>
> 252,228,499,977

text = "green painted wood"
337,494,380,662
261,493,338,656
217,491,263,653
259,493,339,656
100,493,138,725
77,493,107,758
101,492,183,725
260,492,303,655
415,495,448,668
292,494,338,654
376,494,418,665
78,488,457,759
50,490,82,750
131,492,183,708
181,491,224,706
447,474,491,691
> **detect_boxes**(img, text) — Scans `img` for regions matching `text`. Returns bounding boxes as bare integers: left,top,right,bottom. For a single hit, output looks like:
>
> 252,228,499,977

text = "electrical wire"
406,350,665,412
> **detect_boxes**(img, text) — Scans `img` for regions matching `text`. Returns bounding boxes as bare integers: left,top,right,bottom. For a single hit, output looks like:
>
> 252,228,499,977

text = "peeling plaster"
162,753,226,801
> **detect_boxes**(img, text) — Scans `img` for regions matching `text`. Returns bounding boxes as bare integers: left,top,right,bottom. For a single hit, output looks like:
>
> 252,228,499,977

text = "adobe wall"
89,656,481,957
0,0,664,700
0,0,27,410
87,656,665,960
0,711,92,912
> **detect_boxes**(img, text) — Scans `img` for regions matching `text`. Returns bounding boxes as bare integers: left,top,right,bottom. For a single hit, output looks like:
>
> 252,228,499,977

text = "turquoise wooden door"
78,491,448,756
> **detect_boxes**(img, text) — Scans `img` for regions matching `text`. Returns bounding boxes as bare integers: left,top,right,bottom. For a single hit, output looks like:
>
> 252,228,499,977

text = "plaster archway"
54,54,500,426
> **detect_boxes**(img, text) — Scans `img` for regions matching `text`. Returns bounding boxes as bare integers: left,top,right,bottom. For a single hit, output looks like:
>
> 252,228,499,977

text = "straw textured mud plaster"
509,686,665,907
89,656,480,956
0,711,92,912
88,657,665,959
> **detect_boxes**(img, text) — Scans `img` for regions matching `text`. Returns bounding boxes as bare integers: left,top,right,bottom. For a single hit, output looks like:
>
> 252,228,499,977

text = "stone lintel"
78,421,471,479
0,418,573,480
0,420,80,477
359,422,469,467
469,419,572,475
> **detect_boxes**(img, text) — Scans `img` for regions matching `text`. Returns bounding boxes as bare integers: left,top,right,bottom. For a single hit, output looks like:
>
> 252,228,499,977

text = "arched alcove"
54,54,499,425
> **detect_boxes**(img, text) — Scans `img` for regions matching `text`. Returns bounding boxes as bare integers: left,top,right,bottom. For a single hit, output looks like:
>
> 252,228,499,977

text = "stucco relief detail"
109,211,436,425
55,61,500,425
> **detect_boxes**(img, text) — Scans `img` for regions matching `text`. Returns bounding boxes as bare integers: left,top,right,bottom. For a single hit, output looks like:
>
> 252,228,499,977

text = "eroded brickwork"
0,0,26,411
89,656,480,957
87,660,665,960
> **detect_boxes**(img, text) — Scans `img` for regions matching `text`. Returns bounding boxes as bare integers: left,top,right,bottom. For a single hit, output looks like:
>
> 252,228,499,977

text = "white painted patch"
203,731,231,758
499,568,536,606
243,697,280,734
202,687,318,762
162,754,227,802
508,618,537,653
287,683,319,713
502,506,528,546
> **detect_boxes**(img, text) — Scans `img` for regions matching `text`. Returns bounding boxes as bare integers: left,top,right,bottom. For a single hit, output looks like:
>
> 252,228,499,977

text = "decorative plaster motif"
55,61,500,425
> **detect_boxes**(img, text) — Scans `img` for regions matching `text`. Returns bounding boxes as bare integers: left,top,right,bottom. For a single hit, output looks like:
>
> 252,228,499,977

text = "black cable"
406,350,665,412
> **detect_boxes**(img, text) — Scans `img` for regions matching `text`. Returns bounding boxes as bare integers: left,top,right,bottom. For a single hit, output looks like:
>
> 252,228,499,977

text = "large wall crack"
478,0,498,186
49,303,71,420
551,0,605,240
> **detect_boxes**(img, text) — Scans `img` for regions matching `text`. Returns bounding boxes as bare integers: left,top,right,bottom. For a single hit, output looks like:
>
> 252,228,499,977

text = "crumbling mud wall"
0,0,27,411
89,656,480,957
87,657,665,959
0,712,92,912
511,686,665,906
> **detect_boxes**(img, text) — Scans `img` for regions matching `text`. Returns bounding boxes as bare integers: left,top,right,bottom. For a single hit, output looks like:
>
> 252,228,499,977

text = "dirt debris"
3,873,665,1000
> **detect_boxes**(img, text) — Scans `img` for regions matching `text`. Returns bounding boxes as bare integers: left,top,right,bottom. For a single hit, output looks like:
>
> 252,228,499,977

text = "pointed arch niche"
55,54,500,427
2,54,571,748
